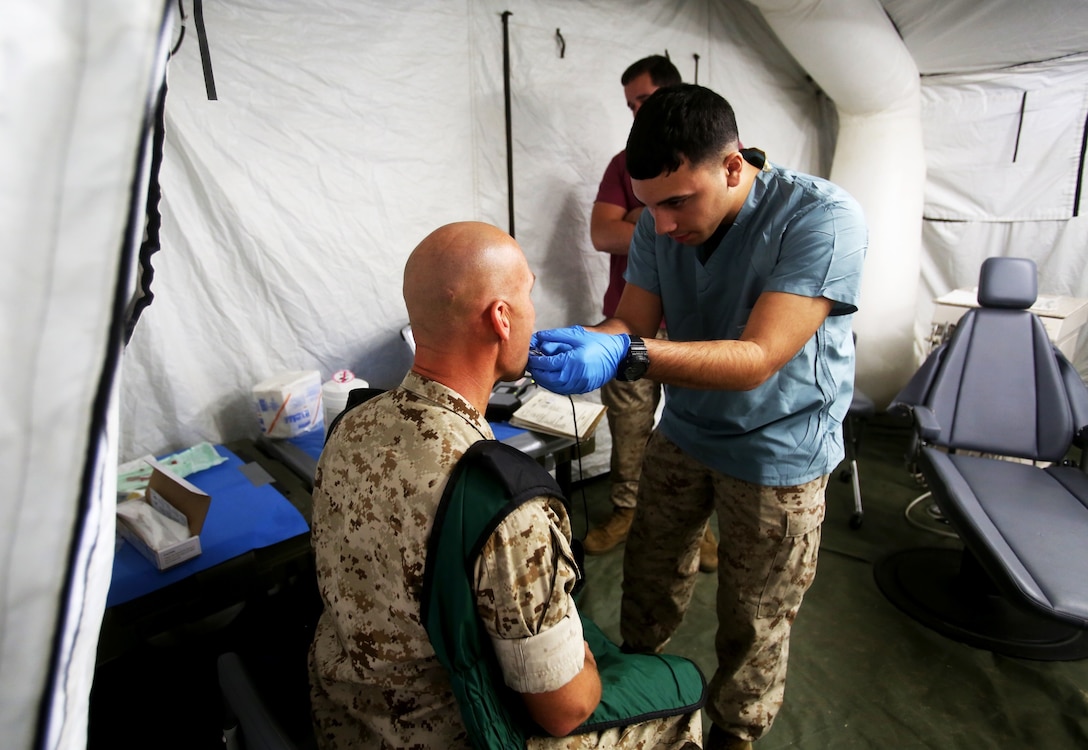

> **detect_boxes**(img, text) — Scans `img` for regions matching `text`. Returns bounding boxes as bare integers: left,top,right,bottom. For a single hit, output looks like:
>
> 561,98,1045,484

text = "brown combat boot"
583,507,635,554
699,523,719,573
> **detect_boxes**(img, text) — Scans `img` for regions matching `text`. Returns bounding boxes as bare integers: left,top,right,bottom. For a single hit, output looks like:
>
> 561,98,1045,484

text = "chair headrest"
977,257,1037,309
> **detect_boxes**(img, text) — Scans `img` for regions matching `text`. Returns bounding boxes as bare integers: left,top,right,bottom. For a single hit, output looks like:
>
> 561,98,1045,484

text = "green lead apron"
421,440,706,750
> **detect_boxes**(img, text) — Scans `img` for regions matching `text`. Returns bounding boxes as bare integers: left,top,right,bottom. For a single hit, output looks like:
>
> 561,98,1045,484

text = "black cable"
566,395,591,541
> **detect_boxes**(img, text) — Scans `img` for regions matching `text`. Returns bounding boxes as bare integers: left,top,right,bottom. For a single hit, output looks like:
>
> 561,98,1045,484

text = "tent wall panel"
2,2,171,748
121,0,826,460
7,1,1088,747
921,55,1088,222
749,0,925,405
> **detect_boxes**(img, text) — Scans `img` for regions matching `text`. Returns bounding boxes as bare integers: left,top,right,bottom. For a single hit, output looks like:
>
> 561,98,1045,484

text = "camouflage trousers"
599,332,665,509
620,432,826,742
526,710,702,749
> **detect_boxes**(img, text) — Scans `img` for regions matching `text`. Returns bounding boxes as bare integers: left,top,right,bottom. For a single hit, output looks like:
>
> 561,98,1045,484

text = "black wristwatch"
616,335,650,382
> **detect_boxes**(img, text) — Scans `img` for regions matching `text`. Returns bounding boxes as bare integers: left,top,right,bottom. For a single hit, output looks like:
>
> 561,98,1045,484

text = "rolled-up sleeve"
474,497,584,694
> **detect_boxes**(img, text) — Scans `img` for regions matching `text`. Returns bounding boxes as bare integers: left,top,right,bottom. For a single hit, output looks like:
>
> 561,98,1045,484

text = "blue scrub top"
625,160,867,485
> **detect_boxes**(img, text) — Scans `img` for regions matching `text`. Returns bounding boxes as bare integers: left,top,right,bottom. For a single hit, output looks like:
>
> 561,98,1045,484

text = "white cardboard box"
116,458,211,570
930,288,1088,359
252,370,324,438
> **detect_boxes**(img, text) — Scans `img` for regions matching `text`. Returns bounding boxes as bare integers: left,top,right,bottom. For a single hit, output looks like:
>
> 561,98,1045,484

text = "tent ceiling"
880,0,1088,75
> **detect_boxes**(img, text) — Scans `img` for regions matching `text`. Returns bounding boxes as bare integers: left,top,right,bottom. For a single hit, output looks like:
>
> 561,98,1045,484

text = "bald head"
403,222,533,355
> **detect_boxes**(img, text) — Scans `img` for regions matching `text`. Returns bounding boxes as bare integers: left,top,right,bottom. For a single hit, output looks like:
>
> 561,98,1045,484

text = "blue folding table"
100,444,313,664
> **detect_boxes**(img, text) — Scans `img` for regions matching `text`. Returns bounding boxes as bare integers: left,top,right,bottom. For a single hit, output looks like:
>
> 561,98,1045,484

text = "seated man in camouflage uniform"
308,221,702,749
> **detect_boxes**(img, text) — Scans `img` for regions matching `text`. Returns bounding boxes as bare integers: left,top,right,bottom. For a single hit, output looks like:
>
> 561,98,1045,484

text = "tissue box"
116,458,211,570
253,370,324,438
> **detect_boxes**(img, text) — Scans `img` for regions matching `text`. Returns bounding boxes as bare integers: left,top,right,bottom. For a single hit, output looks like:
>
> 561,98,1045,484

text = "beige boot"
699,523,719,573
584,507,635,554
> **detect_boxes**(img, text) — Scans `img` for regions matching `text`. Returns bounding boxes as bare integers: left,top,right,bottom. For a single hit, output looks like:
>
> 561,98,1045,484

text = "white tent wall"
5,0,1087,747
748,0,925,407
2,2,171,749
883,0,1088,77
120,0,828,462
914,52,1088,378
119,0,1088,461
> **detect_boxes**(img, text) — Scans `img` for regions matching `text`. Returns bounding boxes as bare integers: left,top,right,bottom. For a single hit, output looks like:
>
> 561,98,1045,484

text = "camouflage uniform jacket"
308,371,584,750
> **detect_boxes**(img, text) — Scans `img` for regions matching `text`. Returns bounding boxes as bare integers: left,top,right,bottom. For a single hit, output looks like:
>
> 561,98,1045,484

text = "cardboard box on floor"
116,458,211,570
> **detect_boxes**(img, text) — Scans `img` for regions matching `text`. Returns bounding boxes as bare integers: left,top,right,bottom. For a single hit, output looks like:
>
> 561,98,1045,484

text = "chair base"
874,547,1088,661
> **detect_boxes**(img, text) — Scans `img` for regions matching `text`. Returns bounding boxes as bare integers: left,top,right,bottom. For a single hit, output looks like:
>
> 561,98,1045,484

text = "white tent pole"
747,0,925,404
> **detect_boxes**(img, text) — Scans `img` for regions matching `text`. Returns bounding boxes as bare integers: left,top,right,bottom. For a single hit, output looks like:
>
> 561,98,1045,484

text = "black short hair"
621,54,682,89
626,84,740,180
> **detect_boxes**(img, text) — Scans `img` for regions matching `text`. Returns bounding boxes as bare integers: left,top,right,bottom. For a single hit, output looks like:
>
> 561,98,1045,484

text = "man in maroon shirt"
586,55,717,572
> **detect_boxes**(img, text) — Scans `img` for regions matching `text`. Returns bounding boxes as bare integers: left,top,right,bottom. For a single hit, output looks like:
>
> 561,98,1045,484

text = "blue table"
258,420,579,494
107,445,309,608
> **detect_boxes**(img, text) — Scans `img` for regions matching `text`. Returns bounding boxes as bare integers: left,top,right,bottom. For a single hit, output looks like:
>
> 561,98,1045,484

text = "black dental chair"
874,256,1088,660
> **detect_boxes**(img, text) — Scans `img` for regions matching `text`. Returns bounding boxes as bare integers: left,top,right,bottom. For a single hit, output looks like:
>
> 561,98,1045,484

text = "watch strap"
617,335,649,382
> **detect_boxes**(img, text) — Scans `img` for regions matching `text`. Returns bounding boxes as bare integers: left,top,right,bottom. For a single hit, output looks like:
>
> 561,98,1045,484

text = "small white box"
116,459,211,570
252,370,324,438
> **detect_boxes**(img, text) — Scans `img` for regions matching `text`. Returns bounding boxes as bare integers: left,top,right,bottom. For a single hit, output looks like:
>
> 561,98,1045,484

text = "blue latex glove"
527,326,630,395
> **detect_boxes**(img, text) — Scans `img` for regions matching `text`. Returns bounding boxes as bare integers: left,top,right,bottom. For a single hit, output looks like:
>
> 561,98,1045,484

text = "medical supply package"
116,457,211,570
252,370,324,438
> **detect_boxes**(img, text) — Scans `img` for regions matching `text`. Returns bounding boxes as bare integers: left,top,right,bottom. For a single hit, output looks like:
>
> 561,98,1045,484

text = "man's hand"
528,326,629,394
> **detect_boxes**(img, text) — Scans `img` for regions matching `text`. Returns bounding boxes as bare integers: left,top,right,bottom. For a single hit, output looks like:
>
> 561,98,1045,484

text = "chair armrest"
885,400,913,419
911,405,942,443
885,401,942,443
890,343,948,413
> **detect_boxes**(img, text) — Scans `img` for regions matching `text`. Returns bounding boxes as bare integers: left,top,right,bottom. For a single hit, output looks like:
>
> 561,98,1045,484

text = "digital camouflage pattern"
598,330,666,511
309,372,702,749
599,376,660,510
309,373,489,749
622,432,826,743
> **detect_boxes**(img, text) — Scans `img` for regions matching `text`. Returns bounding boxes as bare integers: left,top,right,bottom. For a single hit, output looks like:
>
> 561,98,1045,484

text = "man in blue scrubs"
528,84,867,750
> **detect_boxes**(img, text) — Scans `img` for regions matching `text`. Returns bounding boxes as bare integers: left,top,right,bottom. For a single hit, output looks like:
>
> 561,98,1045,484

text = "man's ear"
724,150,745,187
490,300,512,342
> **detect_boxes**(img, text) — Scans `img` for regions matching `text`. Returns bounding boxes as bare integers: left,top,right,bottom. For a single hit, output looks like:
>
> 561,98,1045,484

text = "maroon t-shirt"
594,150,642,317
